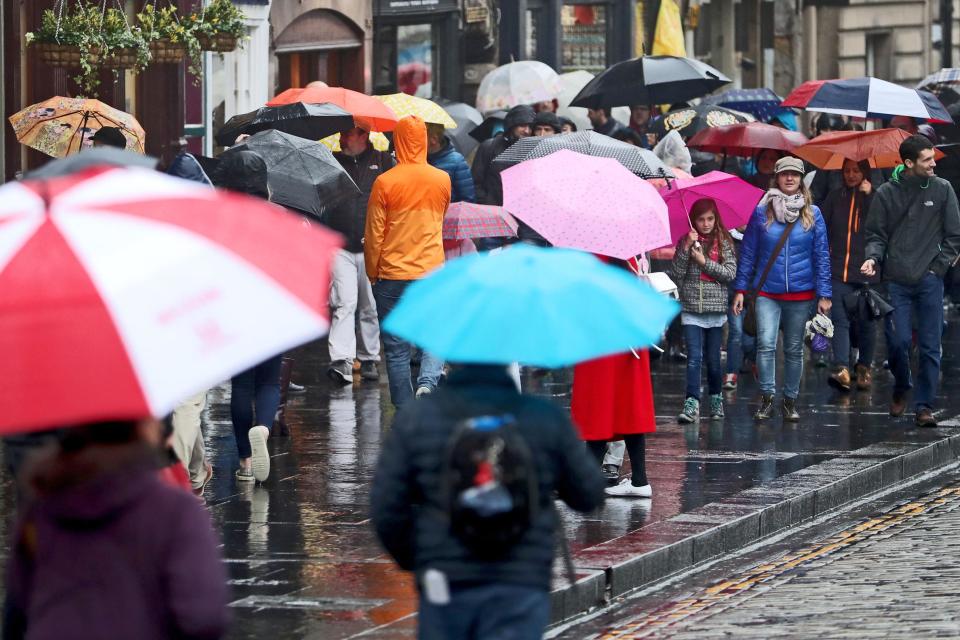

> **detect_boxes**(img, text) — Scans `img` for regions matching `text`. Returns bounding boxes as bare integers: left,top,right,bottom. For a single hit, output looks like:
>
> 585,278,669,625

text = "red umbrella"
267,86,399,132
794,128,944,170
0,166,342,435
443,202,518,240
687,122,808,157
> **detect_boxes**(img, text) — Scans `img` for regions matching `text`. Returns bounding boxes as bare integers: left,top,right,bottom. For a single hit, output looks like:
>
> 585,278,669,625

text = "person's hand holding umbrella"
859,179,873,196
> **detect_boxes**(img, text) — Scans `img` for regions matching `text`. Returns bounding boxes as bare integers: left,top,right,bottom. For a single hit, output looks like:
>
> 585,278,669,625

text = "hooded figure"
471,105,535,205
364,116,452,283
364,116,452,408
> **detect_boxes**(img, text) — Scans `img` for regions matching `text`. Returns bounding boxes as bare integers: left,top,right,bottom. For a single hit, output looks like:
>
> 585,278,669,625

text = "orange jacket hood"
393,116,428,165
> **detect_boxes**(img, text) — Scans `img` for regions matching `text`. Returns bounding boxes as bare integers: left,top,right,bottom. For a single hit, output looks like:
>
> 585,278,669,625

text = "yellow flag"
651,0,686,57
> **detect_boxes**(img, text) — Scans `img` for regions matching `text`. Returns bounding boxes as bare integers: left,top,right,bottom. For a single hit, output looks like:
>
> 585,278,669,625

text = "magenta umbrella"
501,149,670,259
658,171,765,244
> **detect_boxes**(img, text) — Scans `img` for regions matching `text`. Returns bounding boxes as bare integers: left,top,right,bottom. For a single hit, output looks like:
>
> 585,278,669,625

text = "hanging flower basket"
99,47,140,69
196,32,237,53
149,38,186,63
33,42,88,68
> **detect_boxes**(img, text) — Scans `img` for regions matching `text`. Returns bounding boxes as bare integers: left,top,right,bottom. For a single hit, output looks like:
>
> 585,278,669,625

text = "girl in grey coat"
670,198,738,422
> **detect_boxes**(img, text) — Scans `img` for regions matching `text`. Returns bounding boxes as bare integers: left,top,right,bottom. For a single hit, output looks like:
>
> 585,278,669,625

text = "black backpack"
442,414,539,558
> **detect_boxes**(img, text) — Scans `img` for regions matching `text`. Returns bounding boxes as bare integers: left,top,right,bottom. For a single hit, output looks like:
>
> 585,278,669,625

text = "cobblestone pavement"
562,476,960,639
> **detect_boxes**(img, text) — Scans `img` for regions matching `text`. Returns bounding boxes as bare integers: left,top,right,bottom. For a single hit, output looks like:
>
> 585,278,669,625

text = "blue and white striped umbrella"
782,77,951,123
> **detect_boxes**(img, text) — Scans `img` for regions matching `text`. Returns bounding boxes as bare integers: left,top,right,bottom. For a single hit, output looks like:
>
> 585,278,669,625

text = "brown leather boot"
828,367,852,392
855,364,872,390
890,392,907,417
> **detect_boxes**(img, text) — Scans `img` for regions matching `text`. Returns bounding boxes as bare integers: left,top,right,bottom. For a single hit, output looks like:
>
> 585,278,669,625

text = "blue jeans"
418,583,550,640
726,290,756,373
230,354,283,459
831,279,878,370
373,279,445,408
884,272,944,410
683,324,724,399
755,297,813,399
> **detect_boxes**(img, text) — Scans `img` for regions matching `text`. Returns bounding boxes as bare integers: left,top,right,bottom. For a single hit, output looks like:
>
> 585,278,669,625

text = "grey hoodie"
864,165,960,284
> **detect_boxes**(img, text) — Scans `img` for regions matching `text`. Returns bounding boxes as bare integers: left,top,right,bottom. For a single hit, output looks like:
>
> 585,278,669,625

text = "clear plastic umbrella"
476,61,562,113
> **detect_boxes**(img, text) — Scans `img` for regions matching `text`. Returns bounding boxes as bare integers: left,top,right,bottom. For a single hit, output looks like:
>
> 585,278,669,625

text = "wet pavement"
4,318,960,638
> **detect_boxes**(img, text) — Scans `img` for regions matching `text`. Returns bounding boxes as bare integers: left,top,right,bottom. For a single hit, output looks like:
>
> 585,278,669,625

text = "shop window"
526,9,541,60
397,24,434,97
561,4,609,72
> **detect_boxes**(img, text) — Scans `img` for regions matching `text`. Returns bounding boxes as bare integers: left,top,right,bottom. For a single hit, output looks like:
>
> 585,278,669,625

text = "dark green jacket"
864,165,960,284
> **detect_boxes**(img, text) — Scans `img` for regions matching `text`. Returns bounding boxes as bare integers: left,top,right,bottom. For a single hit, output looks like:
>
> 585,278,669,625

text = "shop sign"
376,0,459,15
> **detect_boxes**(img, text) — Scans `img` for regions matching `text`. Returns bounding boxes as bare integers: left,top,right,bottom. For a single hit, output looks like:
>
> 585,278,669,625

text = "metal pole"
942,0,953,68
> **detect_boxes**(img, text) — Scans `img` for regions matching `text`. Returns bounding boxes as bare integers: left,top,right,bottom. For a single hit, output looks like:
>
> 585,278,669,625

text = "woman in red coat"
572,348,656,498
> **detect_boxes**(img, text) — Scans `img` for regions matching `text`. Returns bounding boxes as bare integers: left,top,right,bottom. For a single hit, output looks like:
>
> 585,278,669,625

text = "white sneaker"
605,479,653,498
415,386,433,399
248,425,271,483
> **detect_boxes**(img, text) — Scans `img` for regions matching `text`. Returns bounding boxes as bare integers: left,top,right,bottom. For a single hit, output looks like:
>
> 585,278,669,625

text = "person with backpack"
862,134,960,426
370,364,605,639
732,157,832,421
670,199,738,422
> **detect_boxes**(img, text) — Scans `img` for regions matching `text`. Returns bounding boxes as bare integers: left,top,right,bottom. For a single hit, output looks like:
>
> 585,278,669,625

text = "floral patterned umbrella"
9,97,145,158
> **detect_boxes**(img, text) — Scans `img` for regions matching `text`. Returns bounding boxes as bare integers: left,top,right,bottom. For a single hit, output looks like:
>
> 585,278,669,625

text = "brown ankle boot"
828,367,851,392
855,364,872,390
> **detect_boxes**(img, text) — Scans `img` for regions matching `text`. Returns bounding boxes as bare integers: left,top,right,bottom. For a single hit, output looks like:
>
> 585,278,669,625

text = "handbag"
742,221,796,337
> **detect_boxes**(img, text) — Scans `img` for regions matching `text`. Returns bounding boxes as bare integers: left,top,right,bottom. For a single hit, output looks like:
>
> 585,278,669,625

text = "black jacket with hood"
820,166,879,285
370,366,605,591
326,144,395,253
864,165,960,284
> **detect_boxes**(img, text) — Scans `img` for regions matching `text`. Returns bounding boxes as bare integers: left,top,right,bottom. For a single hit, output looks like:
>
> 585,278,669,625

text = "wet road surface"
3,318,960,639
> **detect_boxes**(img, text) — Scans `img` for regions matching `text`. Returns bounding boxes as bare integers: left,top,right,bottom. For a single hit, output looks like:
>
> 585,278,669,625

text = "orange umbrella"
794,128,944,170
267,87,399,132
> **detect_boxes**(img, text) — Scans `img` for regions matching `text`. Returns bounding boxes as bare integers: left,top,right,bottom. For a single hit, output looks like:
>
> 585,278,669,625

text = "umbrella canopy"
220,130,360,218
917,68,960,96
319,131,391,153
702,88,785,122
649,103,754,139
375,93,457,128
266,86,399,132
443,202,518,240
793,128,923,170
24,148,158,179
9,97,145,158
0,166,341,434
381,244,679,367
492,130,674,179
215,102,355,147
434,98,484,156
502,149,671,258
687,122,809,157
782,77,951,123
476,61,562,113
658,171,765,244
571,55,731,109
557,70,631,132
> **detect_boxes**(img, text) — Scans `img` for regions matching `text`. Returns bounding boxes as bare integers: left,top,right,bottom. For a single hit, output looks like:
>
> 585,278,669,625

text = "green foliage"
193,0,247,40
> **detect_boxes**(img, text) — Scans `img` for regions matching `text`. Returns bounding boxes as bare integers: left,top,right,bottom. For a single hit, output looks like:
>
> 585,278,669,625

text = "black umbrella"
491,130,674,179
571,55,731,109
215,102,355,147
649,104,753,139
470,110,508,142
217,130,360,219
434,97,484,157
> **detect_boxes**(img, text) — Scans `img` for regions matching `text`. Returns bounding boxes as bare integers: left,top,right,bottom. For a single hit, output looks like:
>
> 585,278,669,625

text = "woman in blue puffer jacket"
732,157,832,422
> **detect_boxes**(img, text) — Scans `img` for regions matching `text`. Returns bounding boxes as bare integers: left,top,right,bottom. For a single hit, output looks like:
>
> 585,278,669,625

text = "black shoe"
754,394,775,420
916,408,938,427
781,397,800,422
601,464,620,485
359,361,380,381
326,360,353,385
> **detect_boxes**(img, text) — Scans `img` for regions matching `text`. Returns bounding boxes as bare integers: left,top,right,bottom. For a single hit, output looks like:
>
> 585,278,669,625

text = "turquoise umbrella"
382,245,679,367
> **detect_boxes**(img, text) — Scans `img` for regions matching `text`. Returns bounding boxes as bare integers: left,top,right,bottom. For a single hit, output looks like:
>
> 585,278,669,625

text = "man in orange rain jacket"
365,115,452,408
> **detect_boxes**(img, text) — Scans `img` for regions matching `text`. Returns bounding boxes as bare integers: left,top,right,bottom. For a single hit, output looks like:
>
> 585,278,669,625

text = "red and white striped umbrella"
0,166,342,435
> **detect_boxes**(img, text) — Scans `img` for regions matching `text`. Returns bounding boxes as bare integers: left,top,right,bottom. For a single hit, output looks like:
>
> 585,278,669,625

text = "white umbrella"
557,70,630,132
476,61,562,113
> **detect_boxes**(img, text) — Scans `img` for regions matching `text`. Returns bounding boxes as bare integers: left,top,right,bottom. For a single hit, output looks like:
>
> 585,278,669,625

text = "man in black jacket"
325,127,395,384
862,134,960,426
471,105,534,206
370,364,605,639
